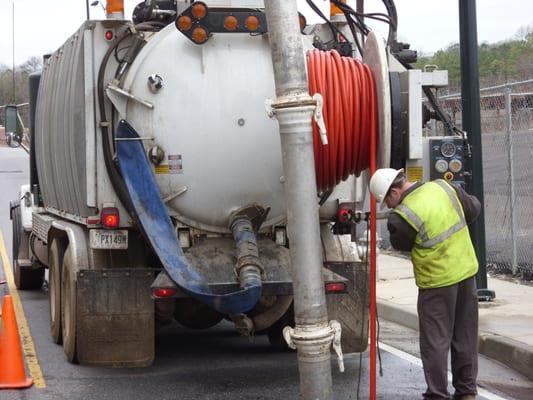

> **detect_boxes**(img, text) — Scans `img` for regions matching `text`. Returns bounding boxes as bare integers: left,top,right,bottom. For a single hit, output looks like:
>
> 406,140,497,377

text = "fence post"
505,87,518,274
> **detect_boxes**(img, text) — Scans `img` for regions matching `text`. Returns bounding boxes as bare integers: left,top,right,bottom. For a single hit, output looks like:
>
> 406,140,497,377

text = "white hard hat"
369,168,404,202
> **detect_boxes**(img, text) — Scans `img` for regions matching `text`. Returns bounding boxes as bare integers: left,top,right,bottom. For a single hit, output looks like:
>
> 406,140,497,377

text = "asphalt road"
0,147,531,399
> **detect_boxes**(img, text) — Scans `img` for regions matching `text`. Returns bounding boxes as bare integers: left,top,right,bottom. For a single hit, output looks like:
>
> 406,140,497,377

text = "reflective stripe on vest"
398,180,466,249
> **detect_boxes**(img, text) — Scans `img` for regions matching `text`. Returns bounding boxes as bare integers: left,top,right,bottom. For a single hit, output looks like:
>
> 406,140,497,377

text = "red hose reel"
307,49,379,192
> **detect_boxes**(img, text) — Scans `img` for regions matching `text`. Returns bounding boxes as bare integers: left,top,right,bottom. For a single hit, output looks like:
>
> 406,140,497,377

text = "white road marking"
379,342,509,400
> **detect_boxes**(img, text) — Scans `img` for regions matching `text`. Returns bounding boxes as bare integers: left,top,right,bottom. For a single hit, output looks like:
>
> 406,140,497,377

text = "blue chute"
115,120,261,314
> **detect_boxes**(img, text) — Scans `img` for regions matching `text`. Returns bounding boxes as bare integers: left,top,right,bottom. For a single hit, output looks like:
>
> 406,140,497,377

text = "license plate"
89,229,128,249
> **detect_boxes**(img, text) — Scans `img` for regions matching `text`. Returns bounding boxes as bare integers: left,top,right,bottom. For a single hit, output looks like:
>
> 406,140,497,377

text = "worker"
369,168,481,400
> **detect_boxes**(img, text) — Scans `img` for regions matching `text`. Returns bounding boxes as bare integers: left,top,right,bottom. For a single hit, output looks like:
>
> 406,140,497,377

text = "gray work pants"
418,276,478,399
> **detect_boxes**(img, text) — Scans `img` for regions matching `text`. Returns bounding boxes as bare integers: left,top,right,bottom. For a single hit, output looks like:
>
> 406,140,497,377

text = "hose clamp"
312,93,328,145
283,320,344,372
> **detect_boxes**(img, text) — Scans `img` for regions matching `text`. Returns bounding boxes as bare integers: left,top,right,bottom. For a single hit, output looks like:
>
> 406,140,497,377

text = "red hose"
307,49,378,193
307,49,379,399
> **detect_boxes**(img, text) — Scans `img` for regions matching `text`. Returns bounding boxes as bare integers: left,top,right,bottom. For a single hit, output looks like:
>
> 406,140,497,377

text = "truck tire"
10,199,44,290
61,245,78,363
49,240,63,344
266,304,294,351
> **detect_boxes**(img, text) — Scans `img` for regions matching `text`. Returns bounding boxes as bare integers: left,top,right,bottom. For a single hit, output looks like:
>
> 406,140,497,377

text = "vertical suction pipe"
264,1,343,399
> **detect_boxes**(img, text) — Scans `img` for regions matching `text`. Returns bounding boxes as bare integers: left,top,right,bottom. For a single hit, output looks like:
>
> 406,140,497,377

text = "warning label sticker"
406,166,423,182
155,164,169,174
168,154,183,174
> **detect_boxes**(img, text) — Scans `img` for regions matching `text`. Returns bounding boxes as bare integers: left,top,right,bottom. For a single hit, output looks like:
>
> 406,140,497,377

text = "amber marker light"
191,26,209,44
176,15,193,31
244,15,260,32
299,13,307,31
106,0,124,15
330,0,347,16
191,1,208,20
224,15,239,31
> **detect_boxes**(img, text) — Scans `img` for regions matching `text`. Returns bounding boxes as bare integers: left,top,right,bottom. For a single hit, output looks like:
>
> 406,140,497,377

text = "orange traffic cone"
0,295,33,389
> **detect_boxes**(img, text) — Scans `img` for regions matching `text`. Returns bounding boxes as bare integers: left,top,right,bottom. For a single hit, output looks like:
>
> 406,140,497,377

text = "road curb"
377,299,533,381
478,334,533,381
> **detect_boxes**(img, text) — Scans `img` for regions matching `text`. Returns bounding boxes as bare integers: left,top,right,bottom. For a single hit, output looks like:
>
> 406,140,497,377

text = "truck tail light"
338,208,351,223
153,288,177,298
104,30,114,41
101,207,120,229
325,282,346,293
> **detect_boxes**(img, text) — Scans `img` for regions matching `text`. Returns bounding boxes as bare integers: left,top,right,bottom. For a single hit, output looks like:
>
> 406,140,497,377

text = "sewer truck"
9,0,457,367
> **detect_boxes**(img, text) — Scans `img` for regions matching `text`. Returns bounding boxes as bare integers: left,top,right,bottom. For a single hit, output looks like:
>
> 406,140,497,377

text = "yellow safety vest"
393,180,479,288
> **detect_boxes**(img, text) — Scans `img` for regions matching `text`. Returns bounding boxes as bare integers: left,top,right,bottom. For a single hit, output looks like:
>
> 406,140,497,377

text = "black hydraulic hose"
97,34,135,216
97,29,147,218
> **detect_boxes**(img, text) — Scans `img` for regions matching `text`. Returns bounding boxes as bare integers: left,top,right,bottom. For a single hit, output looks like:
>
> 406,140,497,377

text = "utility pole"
86,0,90,20
458,0,495,300
264,1,343,399
12,0,15,103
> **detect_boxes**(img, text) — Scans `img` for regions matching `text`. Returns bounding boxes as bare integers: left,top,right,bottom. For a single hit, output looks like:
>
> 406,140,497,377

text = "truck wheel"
267,304,294,351
49,240,63,344
61,245,78,363
174,298,224,329
10,199,44,290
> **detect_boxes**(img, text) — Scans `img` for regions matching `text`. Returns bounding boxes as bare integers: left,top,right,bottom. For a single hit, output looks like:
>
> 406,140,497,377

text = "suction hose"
229,216,262,291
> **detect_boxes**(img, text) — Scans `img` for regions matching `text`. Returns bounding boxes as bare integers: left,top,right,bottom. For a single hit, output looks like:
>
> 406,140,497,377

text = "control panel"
428,137,466,186
405,136,467,187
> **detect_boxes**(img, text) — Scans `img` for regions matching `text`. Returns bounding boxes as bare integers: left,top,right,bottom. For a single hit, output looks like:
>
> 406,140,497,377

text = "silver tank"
122,25,286,232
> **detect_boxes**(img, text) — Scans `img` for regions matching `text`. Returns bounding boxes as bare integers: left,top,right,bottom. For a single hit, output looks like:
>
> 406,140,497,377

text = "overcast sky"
0,0,532,66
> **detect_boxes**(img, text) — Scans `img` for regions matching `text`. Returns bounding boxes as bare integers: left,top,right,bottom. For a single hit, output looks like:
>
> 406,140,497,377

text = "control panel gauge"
435,159,449,173
429,137,465,187
440,142,457,157
449,159,463,173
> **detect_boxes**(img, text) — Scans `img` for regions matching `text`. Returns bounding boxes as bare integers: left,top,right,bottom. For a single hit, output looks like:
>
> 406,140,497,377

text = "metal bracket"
312,93,328,145
114,137,154,141
265,98,275,118
330,320,344,373
107,84,154,109
163,186,188,203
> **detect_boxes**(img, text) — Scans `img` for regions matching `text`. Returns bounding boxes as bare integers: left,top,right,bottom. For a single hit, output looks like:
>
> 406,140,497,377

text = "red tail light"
153,288,177,298
338,208,351,223
101,207,120,229
325,282,346,293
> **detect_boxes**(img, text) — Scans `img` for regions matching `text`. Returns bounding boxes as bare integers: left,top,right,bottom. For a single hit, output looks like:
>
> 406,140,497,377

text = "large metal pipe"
264,1,338,398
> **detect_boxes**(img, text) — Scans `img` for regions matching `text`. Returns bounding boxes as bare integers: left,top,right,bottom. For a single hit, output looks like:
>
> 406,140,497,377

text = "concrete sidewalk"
376,253,533,381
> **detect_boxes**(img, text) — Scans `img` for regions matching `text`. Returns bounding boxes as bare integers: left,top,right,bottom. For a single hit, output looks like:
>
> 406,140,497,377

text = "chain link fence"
434,79,533,279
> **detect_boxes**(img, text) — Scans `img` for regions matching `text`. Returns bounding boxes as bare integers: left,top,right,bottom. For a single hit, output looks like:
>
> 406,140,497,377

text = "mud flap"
76,269,154,366
325,262,369,353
